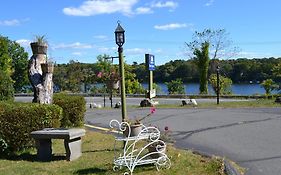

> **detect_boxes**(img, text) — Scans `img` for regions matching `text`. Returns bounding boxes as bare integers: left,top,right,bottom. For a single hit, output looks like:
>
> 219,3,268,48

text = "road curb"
192,150,242,175
85,123,243,175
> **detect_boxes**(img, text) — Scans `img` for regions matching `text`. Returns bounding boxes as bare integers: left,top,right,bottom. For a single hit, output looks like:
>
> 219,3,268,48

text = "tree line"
1,33,281,96
144,57,281,84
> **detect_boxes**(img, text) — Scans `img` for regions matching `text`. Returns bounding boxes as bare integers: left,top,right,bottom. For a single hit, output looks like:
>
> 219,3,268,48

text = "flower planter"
30,42,48,55
124,124,142,137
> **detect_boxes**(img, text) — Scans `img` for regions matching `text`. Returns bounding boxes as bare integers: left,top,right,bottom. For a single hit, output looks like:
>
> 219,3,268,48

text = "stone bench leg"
64,137,82,161
35,139,52,161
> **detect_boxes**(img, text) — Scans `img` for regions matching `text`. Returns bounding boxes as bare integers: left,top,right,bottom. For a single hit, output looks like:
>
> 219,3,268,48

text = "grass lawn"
146,99,281,109
0,130,226,175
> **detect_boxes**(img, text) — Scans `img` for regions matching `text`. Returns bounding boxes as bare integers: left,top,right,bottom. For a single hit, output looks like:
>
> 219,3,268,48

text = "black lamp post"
115,22,127,121
216,66,220,105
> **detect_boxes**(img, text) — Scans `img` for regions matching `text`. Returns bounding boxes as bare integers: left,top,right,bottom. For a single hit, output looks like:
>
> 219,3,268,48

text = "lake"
142,83,279,95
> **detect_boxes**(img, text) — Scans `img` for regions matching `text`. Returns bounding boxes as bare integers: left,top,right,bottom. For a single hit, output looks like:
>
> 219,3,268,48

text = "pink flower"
150,107,156,114
97,72,102,78
164,126,169,131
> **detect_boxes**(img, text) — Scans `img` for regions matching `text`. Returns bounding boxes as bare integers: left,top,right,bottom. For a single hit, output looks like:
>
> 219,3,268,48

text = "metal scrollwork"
109,119,171,175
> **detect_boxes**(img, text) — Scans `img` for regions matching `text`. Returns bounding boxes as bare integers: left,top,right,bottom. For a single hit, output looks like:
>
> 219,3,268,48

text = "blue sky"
1,0,281,65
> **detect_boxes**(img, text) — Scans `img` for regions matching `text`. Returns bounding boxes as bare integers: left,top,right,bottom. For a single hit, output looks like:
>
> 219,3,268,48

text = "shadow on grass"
74,167,107,175
0,152,66,162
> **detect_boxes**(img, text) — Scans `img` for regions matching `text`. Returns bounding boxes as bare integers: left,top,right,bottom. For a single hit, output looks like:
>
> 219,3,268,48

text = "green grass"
0,130,227,175
132,99,280,109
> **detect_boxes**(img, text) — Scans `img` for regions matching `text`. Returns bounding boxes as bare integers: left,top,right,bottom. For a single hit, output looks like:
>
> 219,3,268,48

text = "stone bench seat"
30,128,86,161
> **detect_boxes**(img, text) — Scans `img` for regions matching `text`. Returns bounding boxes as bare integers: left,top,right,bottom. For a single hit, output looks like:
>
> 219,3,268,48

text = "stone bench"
30,128,86,161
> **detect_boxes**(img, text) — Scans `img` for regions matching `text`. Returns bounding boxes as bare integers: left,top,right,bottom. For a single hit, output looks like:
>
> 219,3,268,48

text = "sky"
1,0,281,65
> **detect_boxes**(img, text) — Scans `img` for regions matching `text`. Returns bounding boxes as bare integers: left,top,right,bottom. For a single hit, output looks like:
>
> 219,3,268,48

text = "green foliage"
0,36,15,100
194,42,210,94
0,36,13,76
125,79,145,94
0,70,14,101
186,28,238,60
0,102,62,153
165,78,185,94
261,79,277,95
53,57,281,94
9,41,29,92
53,93,86,127
0,35,29,93
209,74,233,95
33,35,48,45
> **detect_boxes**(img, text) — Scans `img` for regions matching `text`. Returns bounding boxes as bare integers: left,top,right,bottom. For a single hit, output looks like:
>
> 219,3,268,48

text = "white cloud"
53,42,93,49
94,35,108,40
97,46,116,52
16,39,31,47
72,52,83,56
135,7,153,14
205,0,215,6
63,0,138,16
0,18,30,26
126,48,152,55
154,23,190,30
0,19,20,26
151,1,178,10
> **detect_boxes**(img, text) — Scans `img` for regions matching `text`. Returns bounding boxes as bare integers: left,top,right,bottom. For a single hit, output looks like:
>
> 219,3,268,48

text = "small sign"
145,54,155,71
150,89,156,98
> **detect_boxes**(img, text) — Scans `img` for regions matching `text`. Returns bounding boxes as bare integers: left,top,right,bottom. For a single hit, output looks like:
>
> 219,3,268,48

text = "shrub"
209,74,233,95
165,78,185,94
53,93,86,127
0,102,62,153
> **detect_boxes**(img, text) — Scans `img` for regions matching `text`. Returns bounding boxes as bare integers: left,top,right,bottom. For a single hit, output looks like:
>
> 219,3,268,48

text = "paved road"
15,96,281,174
85,106,281,175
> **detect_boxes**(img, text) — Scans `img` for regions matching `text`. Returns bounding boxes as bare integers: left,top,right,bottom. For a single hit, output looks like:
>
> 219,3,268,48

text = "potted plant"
123,107,156,137
30,35,48,55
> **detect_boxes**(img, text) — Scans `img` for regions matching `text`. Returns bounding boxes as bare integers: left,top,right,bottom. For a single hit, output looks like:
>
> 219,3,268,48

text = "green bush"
53,93,86,127
0,102,62,153
165,78,185,94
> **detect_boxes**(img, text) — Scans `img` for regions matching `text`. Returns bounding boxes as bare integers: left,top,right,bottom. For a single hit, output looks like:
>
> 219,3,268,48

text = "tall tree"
0,36,14,100
186,29,238,93
9,40,29,92
193,42,210,94
186,29,239,61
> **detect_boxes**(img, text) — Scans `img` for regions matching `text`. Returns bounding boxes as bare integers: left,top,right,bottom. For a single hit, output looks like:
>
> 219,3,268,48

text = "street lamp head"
115,22,125,47
216,65,220,72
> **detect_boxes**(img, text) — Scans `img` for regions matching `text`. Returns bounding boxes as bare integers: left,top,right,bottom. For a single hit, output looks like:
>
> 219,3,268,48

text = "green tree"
186,29,238,61
209,74,232,95
193,42,210,94
165,78,185,94
261,79,277,95
124,63,144,94
0,36,14,100
53,63,68,91
9,40,29,92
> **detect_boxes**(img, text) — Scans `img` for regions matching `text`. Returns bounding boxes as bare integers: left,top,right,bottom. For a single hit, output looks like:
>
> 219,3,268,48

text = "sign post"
145,54,156,99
